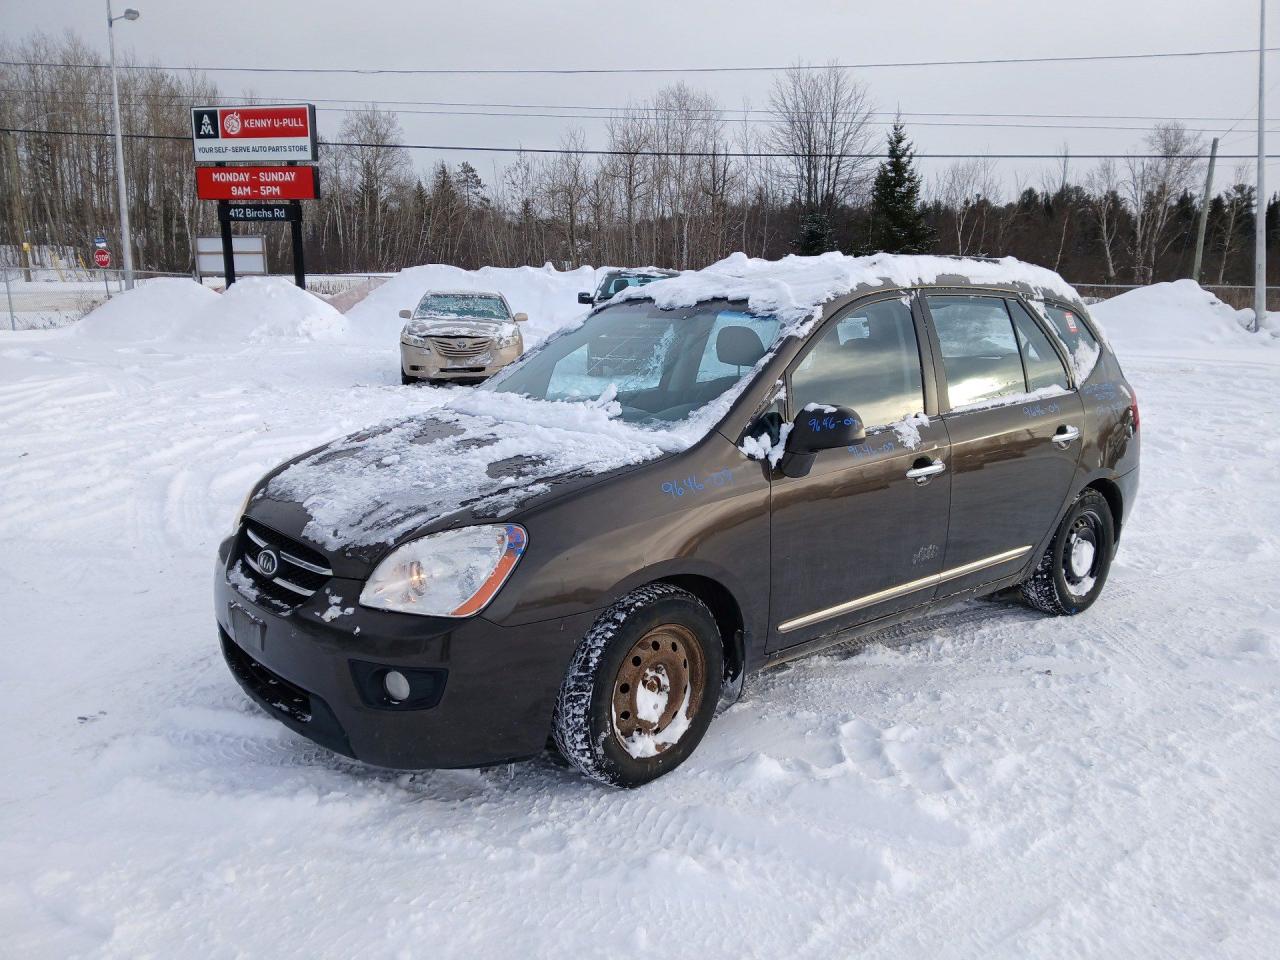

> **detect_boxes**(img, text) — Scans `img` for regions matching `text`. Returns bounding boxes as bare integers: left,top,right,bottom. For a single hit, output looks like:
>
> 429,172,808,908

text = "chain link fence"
1,268,199,331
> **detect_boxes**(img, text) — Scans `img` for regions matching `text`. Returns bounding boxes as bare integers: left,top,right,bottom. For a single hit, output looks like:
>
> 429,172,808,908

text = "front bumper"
400,340,520,381
213,537,598,769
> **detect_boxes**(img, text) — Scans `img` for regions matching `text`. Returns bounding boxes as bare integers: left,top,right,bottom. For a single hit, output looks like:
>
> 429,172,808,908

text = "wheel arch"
1084,476,1124,542
657,573,746,687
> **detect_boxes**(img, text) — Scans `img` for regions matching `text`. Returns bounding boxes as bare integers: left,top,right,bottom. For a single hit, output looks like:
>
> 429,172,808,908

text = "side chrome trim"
777,545,1032,634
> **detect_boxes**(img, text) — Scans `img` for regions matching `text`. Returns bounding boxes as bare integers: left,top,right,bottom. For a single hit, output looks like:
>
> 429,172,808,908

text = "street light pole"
106,1,139,291
1254,0,1267,333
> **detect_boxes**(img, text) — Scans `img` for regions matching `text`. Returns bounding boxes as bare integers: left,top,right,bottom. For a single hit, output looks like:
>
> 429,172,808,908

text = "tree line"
1,30,1274,287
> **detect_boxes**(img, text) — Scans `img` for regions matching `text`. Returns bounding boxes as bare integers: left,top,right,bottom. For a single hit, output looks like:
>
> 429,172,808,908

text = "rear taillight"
1130,388,1140,431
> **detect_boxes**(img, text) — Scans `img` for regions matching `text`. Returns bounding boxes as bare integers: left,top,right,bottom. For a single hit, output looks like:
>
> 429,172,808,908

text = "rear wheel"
552,583,722,787
1021,489,1115,615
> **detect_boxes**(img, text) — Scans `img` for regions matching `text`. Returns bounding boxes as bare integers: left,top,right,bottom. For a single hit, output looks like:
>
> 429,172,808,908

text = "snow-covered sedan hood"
407,316,505,338
255,392,694,566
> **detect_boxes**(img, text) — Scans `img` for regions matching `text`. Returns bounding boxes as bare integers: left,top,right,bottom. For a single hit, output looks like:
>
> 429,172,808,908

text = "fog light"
383,670,411,702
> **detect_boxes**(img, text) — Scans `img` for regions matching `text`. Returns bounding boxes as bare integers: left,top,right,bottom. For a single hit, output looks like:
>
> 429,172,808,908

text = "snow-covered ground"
1,267,1278,959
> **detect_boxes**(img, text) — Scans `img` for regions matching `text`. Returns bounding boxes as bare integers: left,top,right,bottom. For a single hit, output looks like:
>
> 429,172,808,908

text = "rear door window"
1008,300,1070,392
790,297,924,428
926,295,1025,408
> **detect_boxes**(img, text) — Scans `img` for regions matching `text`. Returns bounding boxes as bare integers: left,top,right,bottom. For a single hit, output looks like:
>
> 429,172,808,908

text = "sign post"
192,104,317,289
93,246,113,298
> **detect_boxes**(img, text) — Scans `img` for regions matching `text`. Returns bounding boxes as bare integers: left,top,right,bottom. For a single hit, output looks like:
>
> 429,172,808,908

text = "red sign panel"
93,248,111,268
196,166,320,201
219,105,309,139
192,104,317,162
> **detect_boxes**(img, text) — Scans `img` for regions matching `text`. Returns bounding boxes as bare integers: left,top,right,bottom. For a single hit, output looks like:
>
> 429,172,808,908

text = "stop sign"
93,248,111,268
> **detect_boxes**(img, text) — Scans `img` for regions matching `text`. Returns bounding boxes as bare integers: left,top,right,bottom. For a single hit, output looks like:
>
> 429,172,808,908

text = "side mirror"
577,292,593,305
512,312,528,323
779,405,866,478
398,309,412,320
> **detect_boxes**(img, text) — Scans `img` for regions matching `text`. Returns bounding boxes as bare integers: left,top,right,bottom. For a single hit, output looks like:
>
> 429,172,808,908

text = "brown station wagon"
216,259,1139,787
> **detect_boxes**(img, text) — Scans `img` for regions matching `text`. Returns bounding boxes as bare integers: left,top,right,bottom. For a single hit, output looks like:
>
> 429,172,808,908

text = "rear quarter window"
1042,304,1102,381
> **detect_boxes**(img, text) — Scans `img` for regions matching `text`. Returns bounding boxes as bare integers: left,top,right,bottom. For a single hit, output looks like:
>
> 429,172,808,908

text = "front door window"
789,297,924,427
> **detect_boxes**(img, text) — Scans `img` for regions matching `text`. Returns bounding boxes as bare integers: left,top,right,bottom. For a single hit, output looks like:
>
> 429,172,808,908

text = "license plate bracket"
230,603,266,654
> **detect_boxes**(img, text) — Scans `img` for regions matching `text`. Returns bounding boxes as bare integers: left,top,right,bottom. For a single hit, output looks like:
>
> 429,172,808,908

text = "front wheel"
553,583,722,787
1021,489,1116,615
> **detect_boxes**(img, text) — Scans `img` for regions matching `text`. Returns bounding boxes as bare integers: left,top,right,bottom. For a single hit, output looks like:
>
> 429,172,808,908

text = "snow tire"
1021,489,1115,616
552,583,722,788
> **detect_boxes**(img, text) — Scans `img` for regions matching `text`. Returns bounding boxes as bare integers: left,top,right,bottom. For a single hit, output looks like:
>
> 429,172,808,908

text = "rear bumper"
213,537,597,769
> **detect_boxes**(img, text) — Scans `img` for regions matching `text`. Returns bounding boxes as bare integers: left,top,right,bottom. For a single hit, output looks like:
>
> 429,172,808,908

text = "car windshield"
595,273,671,300
484,300,781,426
416,293,509,320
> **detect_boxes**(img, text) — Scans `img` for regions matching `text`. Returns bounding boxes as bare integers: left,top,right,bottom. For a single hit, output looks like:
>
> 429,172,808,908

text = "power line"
3,86,1273,127
4,125,1277,161
3,46,1279,76
7,93,1278,134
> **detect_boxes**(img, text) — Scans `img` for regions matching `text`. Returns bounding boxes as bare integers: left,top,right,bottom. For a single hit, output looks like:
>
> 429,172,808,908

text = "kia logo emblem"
256,549,279,576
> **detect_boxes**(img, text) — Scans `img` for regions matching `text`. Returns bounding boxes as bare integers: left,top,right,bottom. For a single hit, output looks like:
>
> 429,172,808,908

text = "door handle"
1052,425,1081,446
905,459,946,483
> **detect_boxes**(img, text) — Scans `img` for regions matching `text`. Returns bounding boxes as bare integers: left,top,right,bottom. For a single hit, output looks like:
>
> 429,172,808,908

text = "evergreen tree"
796,212,835,255
867,122,933,254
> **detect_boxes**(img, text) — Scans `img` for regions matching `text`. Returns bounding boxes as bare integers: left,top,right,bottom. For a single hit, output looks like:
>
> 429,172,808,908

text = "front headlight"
231,487,255,534
495,325,521,349
402,322,432,346
359,524,528,617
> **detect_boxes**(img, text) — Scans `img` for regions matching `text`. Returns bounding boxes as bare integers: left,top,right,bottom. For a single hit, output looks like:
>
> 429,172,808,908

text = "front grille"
235,519,332,609
429,335,492,359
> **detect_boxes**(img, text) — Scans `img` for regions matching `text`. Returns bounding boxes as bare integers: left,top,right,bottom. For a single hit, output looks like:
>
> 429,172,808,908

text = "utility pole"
1254,0,1267,332
1192,137,1219,284
106,2,140,290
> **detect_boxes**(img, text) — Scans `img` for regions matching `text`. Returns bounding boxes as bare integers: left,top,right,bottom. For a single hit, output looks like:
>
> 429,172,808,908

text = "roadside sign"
191,104,317,162
218,202,301,223
93,235,107,249
196,165,320,201
93,248,112,268
195,236,268,278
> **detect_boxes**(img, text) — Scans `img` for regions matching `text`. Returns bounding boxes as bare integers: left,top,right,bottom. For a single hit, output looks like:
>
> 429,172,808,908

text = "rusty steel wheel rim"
611,622,706,752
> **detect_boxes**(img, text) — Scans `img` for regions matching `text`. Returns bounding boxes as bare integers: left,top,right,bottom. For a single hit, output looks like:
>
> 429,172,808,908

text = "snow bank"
344,263,600,347
73,278,218,341
1091,279,1277,355
74,276,346,343
175,276,347,342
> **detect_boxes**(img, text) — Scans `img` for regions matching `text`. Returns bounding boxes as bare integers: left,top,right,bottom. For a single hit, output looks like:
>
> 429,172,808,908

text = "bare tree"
767,63,876,217
1122,122,1204,283
1085,159,1124,283
935,157,998,255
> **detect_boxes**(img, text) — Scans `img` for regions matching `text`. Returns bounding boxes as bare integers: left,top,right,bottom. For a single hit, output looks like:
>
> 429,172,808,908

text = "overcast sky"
7,0,1276,192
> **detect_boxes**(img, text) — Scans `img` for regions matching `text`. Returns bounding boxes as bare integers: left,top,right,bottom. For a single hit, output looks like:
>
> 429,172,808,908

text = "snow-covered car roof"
615,252,1084,335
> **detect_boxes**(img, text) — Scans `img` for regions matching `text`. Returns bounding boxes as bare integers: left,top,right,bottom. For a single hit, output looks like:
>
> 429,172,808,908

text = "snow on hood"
266,389,695,550
617,251,1082,333
406,317,511,338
